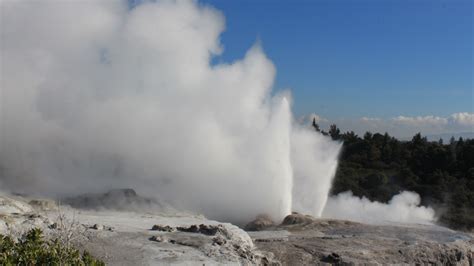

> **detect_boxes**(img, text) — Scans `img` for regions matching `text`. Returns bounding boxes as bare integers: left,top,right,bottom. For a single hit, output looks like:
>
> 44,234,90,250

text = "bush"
0,228,104,265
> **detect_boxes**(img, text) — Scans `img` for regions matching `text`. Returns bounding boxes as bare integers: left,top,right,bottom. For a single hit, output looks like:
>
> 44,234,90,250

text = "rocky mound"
62,188,170,212
0,194,55,235
245,214,276,231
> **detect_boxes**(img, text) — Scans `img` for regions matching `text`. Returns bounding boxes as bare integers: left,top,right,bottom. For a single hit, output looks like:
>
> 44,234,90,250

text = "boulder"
151,224,174,232
281,212,315,225
244,214,275,231
92,224,104,230
176,224,222,236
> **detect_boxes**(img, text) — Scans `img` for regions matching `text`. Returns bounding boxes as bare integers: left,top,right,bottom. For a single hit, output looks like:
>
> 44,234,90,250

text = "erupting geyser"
0,0,341,224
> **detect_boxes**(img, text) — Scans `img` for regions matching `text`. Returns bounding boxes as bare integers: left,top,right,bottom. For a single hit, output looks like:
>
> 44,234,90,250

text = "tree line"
313,118,474,230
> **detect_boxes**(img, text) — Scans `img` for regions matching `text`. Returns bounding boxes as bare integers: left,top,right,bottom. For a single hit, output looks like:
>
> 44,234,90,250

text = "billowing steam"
323,191,435,224
0,0,434,225
0,0,339,224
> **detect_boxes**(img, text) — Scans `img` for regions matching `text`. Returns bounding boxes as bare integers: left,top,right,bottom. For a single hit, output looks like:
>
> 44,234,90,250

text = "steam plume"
0,0,340,224
0,0,435,226
323,191,435,224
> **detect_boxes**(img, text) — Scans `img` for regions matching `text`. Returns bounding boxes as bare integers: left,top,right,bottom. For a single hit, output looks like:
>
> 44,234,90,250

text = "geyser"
0,0,341,224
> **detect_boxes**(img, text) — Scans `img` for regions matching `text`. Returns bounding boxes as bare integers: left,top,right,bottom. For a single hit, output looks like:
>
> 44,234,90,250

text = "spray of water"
0,0,434,225
0,0,340,224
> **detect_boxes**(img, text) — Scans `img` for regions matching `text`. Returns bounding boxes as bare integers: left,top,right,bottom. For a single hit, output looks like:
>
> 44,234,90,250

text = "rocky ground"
1,190,473,265
247,213,474,265
0,191,274,265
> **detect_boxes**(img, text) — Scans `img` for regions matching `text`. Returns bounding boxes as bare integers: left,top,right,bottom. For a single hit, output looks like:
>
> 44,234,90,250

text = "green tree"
329,124,341,140
312,118,320,132
330,130,474,230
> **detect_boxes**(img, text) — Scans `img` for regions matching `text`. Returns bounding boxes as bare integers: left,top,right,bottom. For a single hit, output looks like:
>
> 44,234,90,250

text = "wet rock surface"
249,215,474,265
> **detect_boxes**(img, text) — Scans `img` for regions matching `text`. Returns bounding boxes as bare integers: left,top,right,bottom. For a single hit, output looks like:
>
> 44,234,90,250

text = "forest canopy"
313,119,474,230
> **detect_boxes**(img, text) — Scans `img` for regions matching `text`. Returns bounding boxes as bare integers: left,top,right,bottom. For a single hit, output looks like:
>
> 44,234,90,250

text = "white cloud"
297,113,328,124
310,113,328,123
360,117,381,122
391,115,448,127
449,112,474,127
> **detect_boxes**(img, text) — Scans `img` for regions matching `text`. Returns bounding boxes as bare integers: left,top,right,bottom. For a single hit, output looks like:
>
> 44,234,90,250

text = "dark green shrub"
0,228,104,265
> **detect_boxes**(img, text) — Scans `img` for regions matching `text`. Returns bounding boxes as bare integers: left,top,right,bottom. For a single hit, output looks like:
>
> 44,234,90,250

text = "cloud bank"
450,112,474,127
392,115,448,127
0,0,341,224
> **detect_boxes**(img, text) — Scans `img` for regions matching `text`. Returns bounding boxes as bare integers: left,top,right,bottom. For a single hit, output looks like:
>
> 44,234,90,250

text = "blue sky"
201,0,472,120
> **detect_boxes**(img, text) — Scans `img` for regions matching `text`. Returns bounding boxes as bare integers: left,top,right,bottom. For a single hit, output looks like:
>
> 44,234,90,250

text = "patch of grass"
0,228,104,265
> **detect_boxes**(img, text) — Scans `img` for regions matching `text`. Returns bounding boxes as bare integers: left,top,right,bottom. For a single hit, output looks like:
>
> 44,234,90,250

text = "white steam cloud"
323,191,435,224
0,0,340,224
0,0,435,226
